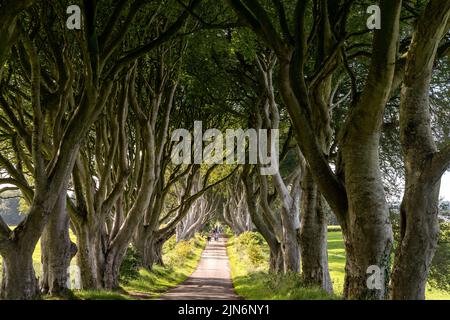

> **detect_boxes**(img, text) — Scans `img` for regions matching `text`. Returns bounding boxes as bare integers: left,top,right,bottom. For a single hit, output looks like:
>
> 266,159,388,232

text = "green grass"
73,234,206,300
327,230,346,295
71,290,132,300
327,230,450,300
0,231,205,300
227,233,338,300
227,228,450,300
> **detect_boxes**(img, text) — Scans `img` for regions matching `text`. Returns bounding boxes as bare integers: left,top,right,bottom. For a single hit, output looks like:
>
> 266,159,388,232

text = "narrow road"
159,237,239,300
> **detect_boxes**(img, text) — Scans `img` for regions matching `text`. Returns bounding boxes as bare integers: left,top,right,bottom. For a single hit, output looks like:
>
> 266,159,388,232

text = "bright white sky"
440,171,450,201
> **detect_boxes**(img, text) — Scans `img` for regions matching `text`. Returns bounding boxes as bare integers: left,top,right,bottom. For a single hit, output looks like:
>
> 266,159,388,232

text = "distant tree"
439,199,450,212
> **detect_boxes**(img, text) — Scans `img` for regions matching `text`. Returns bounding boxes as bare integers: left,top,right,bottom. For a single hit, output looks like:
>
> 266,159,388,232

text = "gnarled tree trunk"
102,246,127,290
1,246,38,300
300,169,332,293
391,0,450,300
134,227,169,270
73,222,103,290
227,0,401,299
241,165,284,273
41,193,77,295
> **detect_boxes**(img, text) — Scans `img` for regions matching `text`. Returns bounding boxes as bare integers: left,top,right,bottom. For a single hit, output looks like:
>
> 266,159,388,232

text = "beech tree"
223,178,253,235
391,0,450,299
0,0,35,78
0,0,449,301
176,190,218,241
224,0,401,298
0,0,199,298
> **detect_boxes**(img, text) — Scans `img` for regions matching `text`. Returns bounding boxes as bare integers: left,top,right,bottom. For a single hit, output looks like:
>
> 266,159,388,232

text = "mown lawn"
327,230,450,300
228,229,450,300
327,231,346,295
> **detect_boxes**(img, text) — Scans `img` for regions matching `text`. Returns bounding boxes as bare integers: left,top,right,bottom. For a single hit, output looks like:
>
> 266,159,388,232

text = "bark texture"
41,193,77,295
1,246,38,300
300,169,332,293
391,0,450,300
241,165,283,273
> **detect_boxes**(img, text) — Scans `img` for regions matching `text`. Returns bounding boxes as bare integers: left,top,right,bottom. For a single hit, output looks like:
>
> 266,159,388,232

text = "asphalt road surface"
159,237,240,300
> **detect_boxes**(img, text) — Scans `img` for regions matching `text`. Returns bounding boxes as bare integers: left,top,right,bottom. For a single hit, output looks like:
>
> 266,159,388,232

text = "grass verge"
227,229,450,300
73,234,206,300
0,232,205,300
227,232,338,300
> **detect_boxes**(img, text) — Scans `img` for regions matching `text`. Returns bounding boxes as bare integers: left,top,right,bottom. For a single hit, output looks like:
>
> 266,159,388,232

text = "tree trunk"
102,226,165,289
277,55,395,298
176,226,196,242
391,182,440,299
1,247,38,300
280,217,301,273
391,0,450,299
275,0,399,299
148,237,165,267
134,229,165,270
241,166,284,274
269,242,283,274
340,138,393,300
102,248,125,290
274,173,301,274
300,169,333,293
40,193,77,295
102,223,157,289
271,173,301,274
134,225,153,269
75,224,102,290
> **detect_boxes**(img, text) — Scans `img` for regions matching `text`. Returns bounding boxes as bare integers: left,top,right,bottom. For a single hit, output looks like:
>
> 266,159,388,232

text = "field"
227,230,450,300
